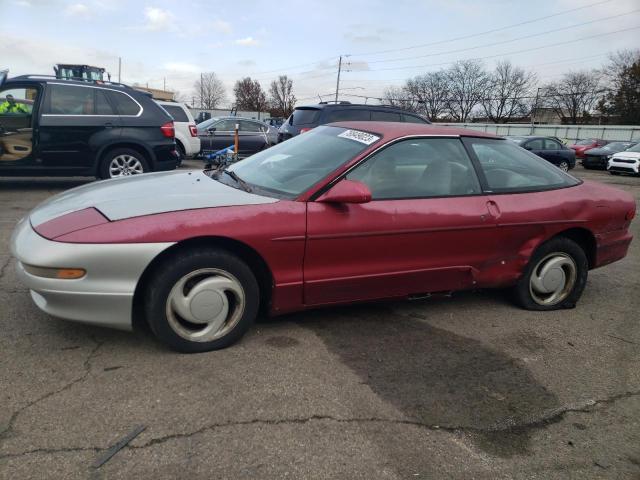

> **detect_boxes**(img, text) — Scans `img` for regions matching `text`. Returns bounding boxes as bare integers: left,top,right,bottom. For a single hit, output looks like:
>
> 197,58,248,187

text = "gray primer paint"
30,170,278,225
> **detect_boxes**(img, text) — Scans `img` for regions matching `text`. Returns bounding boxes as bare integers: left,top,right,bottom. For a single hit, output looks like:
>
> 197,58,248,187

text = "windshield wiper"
223,169,253,192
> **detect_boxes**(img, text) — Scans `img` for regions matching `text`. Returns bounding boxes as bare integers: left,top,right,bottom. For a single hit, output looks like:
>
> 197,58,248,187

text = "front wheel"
513,237,588,311
144,249,259,353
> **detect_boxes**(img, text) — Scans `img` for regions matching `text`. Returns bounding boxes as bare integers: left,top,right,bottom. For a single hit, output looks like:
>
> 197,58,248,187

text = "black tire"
99,148,150,179
609,171,621,176
144,248,259,353
176,142,186,166
512,237,588,311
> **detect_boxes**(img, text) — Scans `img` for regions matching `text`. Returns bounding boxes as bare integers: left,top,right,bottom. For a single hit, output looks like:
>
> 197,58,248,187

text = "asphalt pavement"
0,165,638,479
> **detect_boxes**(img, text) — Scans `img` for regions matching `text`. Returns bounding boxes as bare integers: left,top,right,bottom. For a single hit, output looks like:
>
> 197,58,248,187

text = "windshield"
603,142,635,152
197,117,220,129
626,143,640,153
227,125,380,198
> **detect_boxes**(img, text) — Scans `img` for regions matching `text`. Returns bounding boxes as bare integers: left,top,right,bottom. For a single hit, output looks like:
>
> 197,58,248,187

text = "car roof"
328,121,499,140
297,103,421,112
6,75,135,92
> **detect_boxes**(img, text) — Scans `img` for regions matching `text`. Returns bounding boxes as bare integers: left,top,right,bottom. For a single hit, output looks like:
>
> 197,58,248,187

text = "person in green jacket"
0,95,29,114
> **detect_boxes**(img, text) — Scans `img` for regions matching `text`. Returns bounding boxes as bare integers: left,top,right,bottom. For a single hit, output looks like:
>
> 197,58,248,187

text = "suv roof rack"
10,74,131,89
318,100,352,105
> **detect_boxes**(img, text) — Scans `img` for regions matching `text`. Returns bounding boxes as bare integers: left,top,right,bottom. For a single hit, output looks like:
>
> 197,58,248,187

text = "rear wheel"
558,160,570,172
100,148,149,179
144,249,259,353
513,237,588,311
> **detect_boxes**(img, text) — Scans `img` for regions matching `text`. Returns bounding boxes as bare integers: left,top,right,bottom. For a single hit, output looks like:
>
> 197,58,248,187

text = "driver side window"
0,87,39,162
346,138,481,200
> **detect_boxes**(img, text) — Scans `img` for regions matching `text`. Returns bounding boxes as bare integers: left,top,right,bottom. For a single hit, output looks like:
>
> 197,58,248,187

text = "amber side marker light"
627,210,636,221
24,265,86,279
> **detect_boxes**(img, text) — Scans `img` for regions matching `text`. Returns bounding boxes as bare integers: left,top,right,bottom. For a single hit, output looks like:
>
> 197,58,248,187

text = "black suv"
0,71,178,178
277,102,430,142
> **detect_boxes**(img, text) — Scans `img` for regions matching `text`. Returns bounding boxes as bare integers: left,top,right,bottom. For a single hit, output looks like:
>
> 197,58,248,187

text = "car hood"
584,147,614,156
29,170,278,226
611,152,640,161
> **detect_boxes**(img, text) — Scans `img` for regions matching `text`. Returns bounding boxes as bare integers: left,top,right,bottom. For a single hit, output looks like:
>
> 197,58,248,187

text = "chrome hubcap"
109,154,144,177
166,268,245,342
529,253,577,306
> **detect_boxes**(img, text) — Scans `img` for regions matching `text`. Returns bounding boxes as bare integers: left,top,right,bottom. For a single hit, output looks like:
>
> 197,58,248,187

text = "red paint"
34,122,635,316
569,139,608,158
316,179,371,204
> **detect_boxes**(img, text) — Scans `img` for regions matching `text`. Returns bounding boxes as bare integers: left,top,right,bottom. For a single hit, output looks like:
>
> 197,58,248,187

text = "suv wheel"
100,148,149,179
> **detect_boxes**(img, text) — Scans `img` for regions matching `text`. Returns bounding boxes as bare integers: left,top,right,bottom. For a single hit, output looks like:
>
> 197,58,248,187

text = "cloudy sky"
1,0,638,106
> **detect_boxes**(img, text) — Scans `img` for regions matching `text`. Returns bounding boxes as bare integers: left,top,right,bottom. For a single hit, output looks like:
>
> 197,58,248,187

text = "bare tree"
543,70,603,124
405,71,450,120
193,72,226,109
602,49,640,87
268,75,296,117
382,85,419,112
445,60,489,122
234,77,267,112
481,61,537,123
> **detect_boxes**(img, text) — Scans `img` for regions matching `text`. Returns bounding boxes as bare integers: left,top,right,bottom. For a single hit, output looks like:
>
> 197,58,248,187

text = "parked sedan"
569,138,609,158
197,116,274,157
11,122,635,353
582,141,637,169
507,136,575,171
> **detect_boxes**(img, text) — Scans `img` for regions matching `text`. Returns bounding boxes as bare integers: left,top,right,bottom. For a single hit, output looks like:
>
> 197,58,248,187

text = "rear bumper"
10,217,173,330
594,229,633,269
152,144,180,172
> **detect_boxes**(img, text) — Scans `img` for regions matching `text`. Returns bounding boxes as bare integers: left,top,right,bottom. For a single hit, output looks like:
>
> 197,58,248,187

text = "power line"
349,0,615,57
366,25,640,72
362,9,640,65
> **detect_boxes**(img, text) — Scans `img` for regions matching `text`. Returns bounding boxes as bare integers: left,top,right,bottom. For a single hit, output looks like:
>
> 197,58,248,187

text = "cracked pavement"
0,168,639,479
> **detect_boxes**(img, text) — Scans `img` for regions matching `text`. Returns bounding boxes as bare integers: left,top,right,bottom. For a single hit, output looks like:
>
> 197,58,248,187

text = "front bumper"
582,155,608,169
10,217,173,330
608,160,639,174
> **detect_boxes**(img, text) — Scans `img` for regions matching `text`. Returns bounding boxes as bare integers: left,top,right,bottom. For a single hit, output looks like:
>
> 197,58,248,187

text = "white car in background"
607,142,640,176
156,101,200,160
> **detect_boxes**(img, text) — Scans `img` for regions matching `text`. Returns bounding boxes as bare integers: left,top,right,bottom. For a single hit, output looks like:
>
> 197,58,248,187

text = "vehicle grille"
616,159,637,164
609,166,636,173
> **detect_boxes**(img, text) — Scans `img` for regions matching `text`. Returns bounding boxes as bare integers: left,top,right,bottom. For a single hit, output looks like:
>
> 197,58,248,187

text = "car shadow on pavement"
296,303,560,458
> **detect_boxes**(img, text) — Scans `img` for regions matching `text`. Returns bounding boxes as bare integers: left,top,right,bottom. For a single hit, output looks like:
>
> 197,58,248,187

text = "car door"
238,120,268,155
523,138,550,162
544,138,568,166
304,137,497,305
39,83,120,170
0,83,42,168
209,118,237,151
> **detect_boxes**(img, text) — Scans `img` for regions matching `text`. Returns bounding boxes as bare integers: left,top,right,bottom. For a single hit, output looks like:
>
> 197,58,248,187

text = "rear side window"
403,114,428,124
465,138,579,192
109,91,141,116
162,104,189,122
371,110,401,122
291,108,320,125
240,120,263,132
45,84,115,115
326,109,371,122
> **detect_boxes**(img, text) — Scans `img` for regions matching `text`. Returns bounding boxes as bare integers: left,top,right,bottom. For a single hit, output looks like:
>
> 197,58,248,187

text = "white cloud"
65,3,91,17
163,62,200,73
143,7,175,32
212,19,232,35
235,36,260,47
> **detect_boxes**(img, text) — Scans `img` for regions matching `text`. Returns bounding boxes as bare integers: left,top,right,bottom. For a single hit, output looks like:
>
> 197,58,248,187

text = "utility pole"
335,56,343,103
531,87,541,134
118,57,121,83
200,72,204,109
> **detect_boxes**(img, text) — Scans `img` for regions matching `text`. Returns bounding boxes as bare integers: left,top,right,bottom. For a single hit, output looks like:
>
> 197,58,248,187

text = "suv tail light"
189,124,198,137
160,121,175,138
300,127,313,134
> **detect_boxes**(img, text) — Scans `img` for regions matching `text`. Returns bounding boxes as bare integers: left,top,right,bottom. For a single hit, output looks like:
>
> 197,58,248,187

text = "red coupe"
569,138,609,158
11,122,635,352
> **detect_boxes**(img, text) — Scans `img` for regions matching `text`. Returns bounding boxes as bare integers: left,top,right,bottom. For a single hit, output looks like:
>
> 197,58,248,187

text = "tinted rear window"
326,109,370,122
292,108,320,125
371,110,401,122
163,104,189,122
109,91,141,116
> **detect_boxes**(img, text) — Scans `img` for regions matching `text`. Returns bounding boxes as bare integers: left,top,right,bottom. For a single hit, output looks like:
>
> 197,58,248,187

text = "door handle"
104,122,114,128
486,200,501,219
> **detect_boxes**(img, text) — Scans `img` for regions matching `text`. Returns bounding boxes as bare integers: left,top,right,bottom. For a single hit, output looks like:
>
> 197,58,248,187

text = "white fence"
435,123,640,142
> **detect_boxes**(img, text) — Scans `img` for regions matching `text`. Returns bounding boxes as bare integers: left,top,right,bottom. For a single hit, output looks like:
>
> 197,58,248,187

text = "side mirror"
207,126,216,134
317,179,372,204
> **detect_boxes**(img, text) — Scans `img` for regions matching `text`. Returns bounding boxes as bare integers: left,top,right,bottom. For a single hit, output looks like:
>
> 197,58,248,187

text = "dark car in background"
277,102,430,143
569,138,609,159
0,72,178,178
197,116,275,157
507,136,576,171
582,141,637,169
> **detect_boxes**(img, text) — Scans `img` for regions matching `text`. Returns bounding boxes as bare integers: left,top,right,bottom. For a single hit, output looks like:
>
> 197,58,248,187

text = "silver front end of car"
10,217,173,330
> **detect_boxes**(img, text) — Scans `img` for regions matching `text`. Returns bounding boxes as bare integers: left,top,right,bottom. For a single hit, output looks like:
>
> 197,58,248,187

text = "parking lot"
0,165,638,479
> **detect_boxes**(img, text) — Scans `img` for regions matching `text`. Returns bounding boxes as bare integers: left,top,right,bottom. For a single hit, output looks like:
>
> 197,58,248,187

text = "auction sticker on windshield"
338,129,380,145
